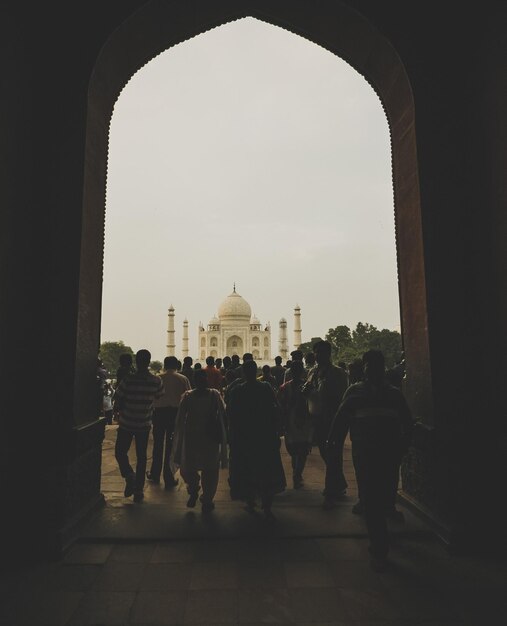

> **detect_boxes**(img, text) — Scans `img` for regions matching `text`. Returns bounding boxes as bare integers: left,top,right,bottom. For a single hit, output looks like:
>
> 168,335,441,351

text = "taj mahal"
166,286,302,366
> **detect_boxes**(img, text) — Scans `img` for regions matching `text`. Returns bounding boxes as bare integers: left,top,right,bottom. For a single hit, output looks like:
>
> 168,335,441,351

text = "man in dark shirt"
116,353,134,386
303,341,348,509
329,350,413,570
271,355,286,389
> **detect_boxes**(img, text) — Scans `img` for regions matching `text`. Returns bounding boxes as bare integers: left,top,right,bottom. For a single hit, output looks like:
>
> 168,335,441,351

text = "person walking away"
227,360,286,519
116,353,134,387
114,349,164,502
284,350,305,383
146,356,191,489
303,340,348,509
172,369,227,512
348,359,363,385
278,361,314,489
221,356,232,374
230,354,241,372
204,356,223,391
181,356,195,388
304,352,316,372
328,350,413,571
258,364,278,389
233,352,254,380
271,356,286,389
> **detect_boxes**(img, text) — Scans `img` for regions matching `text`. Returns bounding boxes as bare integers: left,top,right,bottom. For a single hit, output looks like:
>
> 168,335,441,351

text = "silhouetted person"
329,350,413,571
278,361,314,489
176,359,182,372
284,349,305,383
194,362,202,370
259,364,277,389
215,357,223,372
303,340,348,509
234,352,253,379
271,356,286,388
147,356,190,489
181,356,195,388
116,353,133,387
304,351,316,371
205,356,223,391
348,359,364,385
228,360,286,519
231,354,240,370
222,356,232,372
223,368,241,407
114,349,164,502
172,369,227,512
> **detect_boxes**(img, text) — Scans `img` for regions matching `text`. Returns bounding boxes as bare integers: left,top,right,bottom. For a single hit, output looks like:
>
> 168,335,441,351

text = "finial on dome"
233,282,236,293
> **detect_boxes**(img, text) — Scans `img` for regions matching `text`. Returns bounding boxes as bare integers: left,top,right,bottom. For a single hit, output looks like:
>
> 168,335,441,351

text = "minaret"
166,305,175,356
294,304,302,350
279,318,288,360
182,318,189,359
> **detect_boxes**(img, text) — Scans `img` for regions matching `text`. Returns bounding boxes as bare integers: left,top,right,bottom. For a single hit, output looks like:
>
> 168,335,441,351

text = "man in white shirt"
147,356,191,489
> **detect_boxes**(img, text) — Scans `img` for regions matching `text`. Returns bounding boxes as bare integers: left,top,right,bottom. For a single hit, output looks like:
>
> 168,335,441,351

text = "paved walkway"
84,427,427,540
1,427,506,624
2,534,506,624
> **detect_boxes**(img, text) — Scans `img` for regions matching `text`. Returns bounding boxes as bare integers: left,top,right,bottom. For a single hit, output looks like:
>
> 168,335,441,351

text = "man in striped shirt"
114,349,164,502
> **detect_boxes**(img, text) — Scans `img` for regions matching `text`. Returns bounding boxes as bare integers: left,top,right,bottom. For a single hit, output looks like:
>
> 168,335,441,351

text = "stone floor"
85,427,427,541
2,535,506,625
1,428,506,625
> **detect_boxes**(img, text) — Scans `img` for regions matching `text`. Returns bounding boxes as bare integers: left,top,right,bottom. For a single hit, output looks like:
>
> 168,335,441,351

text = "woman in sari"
172,369,227,512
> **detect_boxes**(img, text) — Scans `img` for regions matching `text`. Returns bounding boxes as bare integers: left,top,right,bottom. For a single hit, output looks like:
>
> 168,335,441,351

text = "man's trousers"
149,406,178,485
115,427,150,492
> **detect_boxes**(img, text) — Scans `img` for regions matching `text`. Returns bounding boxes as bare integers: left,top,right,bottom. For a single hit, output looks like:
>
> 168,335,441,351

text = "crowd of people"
103,343,413,570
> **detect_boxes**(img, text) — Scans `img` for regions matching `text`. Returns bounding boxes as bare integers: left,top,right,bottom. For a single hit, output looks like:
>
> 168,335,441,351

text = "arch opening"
81,4,432,431
74,1,435,535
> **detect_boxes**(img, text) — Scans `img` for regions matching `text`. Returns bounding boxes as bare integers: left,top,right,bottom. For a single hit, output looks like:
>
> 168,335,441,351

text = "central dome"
218,290,252,321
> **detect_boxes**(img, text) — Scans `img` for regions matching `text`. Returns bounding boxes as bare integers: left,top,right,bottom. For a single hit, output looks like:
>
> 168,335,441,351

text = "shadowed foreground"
1,428,505,625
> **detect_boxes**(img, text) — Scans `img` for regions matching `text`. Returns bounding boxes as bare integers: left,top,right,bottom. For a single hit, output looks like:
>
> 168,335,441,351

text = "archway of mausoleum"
226,335,244,357
77,0,434,535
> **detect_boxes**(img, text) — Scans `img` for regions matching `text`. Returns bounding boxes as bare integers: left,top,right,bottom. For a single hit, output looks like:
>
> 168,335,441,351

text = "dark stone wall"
1,0,506,555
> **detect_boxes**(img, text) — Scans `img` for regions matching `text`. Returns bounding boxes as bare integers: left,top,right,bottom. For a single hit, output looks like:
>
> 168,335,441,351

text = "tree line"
299,322,402,369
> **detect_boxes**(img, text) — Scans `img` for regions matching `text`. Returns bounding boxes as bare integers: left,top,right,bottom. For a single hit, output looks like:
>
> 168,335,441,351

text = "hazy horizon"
101,17,400,362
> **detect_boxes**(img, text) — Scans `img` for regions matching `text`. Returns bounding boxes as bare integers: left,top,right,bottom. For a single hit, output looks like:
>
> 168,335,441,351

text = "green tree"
326,325,355,363
325,323,402,368
99,341,134,376
150,360,163,374
375,328,403,368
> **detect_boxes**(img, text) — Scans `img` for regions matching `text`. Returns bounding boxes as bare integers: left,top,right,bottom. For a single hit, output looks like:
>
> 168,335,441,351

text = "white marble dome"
218,290,252,321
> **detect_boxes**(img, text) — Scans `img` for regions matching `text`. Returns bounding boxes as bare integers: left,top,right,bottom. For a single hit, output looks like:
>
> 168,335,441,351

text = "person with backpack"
278,360,314,489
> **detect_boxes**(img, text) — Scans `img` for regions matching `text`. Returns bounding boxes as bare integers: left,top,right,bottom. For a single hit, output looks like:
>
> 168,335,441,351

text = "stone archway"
79,0,432,430
73,0,434,539
226,335,243,357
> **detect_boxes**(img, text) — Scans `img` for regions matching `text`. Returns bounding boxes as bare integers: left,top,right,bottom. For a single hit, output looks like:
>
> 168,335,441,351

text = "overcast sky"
101,17,400,362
